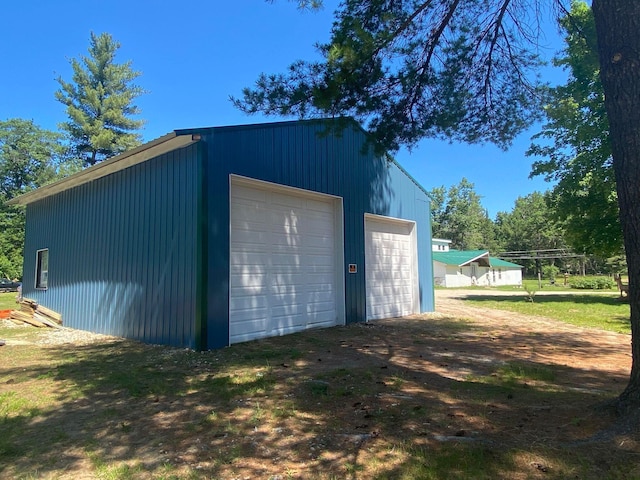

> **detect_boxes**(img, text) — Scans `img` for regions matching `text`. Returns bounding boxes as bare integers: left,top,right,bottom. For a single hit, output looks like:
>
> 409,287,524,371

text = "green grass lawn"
464,293,631,334
497,278,619,293
0,292,19,311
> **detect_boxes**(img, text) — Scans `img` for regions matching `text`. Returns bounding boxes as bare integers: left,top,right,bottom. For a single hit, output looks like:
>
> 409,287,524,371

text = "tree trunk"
592,0,640,413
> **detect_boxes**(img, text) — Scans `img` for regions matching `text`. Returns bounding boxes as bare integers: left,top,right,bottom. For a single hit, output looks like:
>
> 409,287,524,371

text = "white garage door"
230,177,343,344
365,214,419,321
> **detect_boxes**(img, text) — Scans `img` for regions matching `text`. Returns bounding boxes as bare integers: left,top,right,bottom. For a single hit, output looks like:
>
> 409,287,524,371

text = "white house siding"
434,262,522,287
433,262,448,287
498,268,523,287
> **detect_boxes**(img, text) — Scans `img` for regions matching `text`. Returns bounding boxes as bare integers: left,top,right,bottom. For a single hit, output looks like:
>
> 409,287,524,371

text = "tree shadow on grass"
0,318,638,479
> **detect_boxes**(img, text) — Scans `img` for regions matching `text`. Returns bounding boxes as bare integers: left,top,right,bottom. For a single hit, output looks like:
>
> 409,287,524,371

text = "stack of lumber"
9,298,62,328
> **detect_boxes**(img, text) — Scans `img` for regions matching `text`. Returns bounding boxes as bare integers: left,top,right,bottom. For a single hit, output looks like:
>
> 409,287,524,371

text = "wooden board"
10,311,46,328
35,305,62,324
33,312,61,328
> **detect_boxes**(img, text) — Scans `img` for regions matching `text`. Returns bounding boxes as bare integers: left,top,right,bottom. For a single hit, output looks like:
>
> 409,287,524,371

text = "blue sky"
1,1,566,217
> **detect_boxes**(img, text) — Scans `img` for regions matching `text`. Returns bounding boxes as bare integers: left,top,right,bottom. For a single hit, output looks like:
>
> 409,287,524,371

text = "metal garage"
365,214,419,321
229,176,345,343
14,119,434,350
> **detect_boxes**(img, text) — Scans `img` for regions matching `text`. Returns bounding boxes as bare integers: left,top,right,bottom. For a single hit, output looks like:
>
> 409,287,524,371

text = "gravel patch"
1,319,118,346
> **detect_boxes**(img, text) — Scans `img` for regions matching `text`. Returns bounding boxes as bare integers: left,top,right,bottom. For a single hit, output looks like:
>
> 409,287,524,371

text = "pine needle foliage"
56,32,146,166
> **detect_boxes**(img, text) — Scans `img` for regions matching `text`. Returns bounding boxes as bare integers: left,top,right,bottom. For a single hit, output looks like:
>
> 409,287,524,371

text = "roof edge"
432,250,491,267
176,117,431,199
461,251,490,266
175,117,361,136
8,133,198,206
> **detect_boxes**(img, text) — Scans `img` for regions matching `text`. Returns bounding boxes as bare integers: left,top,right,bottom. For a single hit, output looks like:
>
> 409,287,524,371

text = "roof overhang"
459,252,491,267
7,133,198,206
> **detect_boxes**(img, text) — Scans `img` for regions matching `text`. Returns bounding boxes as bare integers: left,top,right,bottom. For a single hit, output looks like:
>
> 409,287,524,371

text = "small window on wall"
36,249,49,289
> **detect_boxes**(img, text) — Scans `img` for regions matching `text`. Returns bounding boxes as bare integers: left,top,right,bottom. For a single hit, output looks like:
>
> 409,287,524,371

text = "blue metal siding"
22,144,200,348
21,119,432,351
183,120,433,349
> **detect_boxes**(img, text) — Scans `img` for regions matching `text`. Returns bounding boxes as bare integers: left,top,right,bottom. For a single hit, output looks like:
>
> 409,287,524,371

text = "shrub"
569,277,614,290
542,265,560,284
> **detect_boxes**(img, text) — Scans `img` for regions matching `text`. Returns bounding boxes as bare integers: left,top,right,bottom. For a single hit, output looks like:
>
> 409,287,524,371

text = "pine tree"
56,32,146,166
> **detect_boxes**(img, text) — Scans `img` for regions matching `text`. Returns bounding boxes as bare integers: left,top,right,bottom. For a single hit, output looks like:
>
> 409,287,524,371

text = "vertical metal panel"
22,119,433,351
189,119,434,348
22,144,200,348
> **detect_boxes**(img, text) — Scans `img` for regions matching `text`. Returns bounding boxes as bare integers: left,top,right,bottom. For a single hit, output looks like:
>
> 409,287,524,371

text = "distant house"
432,241,522,287
432,238,452,252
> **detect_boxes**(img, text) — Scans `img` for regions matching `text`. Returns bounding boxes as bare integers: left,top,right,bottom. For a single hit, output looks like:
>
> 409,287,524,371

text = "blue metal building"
10,119,434,350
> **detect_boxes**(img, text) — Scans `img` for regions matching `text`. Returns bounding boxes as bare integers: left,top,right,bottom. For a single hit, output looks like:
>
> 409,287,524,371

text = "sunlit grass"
464,294,630,334
0,292,18,311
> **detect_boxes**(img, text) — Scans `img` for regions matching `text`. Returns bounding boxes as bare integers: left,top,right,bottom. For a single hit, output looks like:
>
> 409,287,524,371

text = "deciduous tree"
0,119,66,278
56,32,146,166
528,2,621,258
495,192,565,252
429,178,495,251
494,191,567,274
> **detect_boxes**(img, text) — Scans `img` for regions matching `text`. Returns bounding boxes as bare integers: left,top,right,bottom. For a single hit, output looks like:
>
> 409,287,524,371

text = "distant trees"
428,178,496,251
494,192,566,255
56,32,146,166
429,184,572,275
494,192,568,275
0,119,67,278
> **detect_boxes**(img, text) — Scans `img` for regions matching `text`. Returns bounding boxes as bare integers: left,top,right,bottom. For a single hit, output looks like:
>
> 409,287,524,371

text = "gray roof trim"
8,133,197,206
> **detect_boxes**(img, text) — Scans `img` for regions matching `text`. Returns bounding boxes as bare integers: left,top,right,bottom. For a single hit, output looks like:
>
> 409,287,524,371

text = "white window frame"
35,248,49,289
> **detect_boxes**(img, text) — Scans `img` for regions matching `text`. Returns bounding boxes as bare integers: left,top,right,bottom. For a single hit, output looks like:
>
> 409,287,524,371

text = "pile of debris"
9,298,62,328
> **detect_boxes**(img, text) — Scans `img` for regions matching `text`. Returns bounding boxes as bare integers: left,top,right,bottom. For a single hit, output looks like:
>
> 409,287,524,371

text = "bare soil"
433,289,631,387
0,289,637,479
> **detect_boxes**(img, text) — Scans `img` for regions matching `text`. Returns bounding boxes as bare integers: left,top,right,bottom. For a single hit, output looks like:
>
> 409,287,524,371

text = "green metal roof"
487,257,523,268
432,250,522,268
432,250,489,266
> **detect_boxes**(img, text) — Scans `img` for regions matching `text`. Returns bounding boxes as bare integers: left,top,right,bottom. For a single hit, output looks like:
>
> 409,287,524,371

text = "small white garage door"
229,177,343,344
365,214,419,321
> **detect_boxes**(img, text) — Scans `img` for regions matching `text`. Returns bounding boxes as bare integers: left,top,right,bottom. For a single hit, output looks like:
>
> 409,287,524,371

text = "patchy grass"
0,292,19,311
464,293,631,334
493,277,620,293
0,313,636,479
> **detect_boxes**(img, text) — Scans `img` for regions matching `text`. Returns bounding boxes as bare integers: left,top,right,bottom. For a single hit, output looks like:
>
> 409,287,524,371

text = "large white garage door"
365,214,419,321
230,177,343,344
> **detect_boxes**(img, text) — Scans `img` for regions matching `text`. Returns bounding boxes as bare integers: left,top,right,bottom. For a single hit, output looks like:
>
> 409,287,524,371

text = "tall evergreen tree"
56,32,146,166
